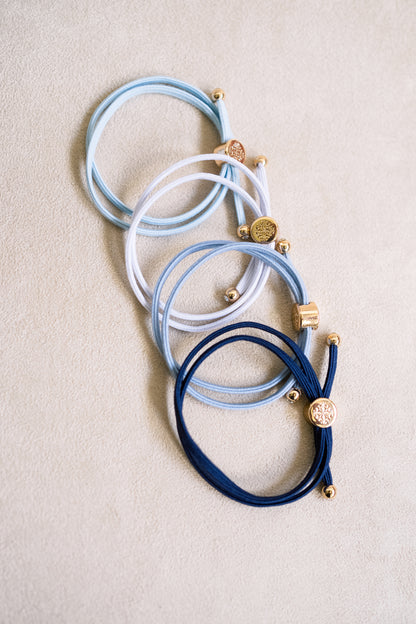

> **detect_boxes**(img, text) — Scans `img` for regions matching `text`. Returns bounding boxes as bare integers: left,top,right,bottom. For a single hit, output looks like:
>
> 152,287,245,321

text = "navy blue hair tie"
174,322,340,507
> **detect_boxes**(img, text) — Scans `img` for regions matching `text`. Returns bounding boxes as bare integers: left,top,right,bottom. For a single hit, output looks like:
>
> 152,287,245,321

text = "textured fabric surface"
1,1,415,622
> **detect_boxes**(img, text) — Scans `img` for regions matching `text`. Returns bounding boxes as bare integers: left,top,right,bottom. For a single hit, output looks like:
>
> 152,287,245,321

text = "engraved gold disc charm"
305,398,337,428
214,139,246,166
250,217,278,243
226,139,245,162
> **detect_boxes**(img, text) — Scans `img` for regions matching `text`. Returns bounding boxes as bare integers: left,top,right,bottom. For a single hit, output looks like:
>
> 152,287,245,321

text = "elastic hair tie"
151,241,313,408
174,322,340,506
125,153,273,332
86,76,249,233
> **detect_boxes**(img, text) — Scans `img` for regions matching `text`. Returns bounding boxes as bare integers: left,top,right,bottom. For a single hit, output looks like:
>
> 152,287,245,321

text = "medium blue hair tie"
85,76,249,234
152,241,313,409
174,322,340,507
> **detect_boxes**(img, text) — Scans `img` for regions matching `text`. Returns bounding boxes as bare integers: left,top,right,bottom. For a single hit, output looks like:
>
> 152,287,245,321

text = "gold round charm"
305,398,337,428
214,139,246,166
225,139,245,163
250,217,278,244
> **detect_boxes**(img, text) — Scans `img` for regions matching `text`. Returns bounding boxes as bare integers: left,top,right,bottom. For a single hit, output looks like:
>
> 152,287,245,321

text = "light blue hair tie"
85,76,249,234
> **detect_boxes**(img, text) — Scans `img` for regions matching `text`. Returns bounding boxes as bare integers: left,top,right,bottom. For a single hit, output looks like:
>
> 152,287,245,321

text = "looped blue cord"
85,76,247,233
174,321,338,507
151,240,312,409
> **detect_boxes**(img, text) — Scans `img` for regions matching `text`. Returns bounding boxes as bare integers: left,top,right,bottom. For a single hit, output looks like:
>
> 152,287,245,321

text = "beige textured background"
1,1,415,622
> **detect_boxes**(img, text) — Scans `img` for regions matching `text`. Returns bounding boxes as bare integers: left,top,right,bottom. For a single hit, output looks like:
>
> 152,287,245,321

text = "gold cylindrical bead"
292,302,320,331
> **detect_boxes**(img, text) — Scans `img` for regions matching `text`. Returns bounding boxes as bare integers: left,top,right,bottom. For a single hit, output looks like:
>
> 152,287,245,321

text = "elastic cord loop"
174,321,338,506
85,76,248,232
151,243,312,408
125,154,273,337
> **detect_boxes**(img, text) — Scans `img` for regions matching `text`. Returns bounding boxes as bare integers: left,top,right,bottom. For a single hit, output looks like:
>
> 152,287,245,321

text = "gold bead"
224,287,240,303
322,485,337,499
211,88,225,101
237,224,250,240
250,217,279,243
292,302,320,331
286,388,301,403
327,333,341,346
254,155,268,167
276,239,291,254
304,397,337,428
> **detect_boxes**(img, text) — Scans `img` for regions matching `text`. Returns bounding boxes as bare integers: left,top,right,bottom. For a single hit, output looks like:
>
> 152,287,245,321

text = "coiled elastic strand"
152,242,312,408
174,322,338,507
85,76,247,232
125,153,272,332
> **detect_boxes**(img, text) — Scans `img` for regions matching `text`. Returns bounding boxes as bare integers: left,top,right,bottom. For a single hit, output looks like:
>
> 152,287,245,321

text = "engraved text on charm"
305,398,337,428
250,217,279,243
226,139,245,163
214,139,246,166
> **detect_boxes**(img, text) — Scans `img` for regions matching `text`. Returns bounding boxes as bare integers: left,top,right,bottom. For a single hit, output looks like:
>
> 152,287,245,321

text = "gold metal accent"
250,217,278,244
254,155,268,167
286,388,301,403
214,139,246,166
224,287,240,303
237,224,250,240
211,88,225,101
276,239,291,254
305,398,337,428
327,333,341,346
322,485,337,499
292,302,319,331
